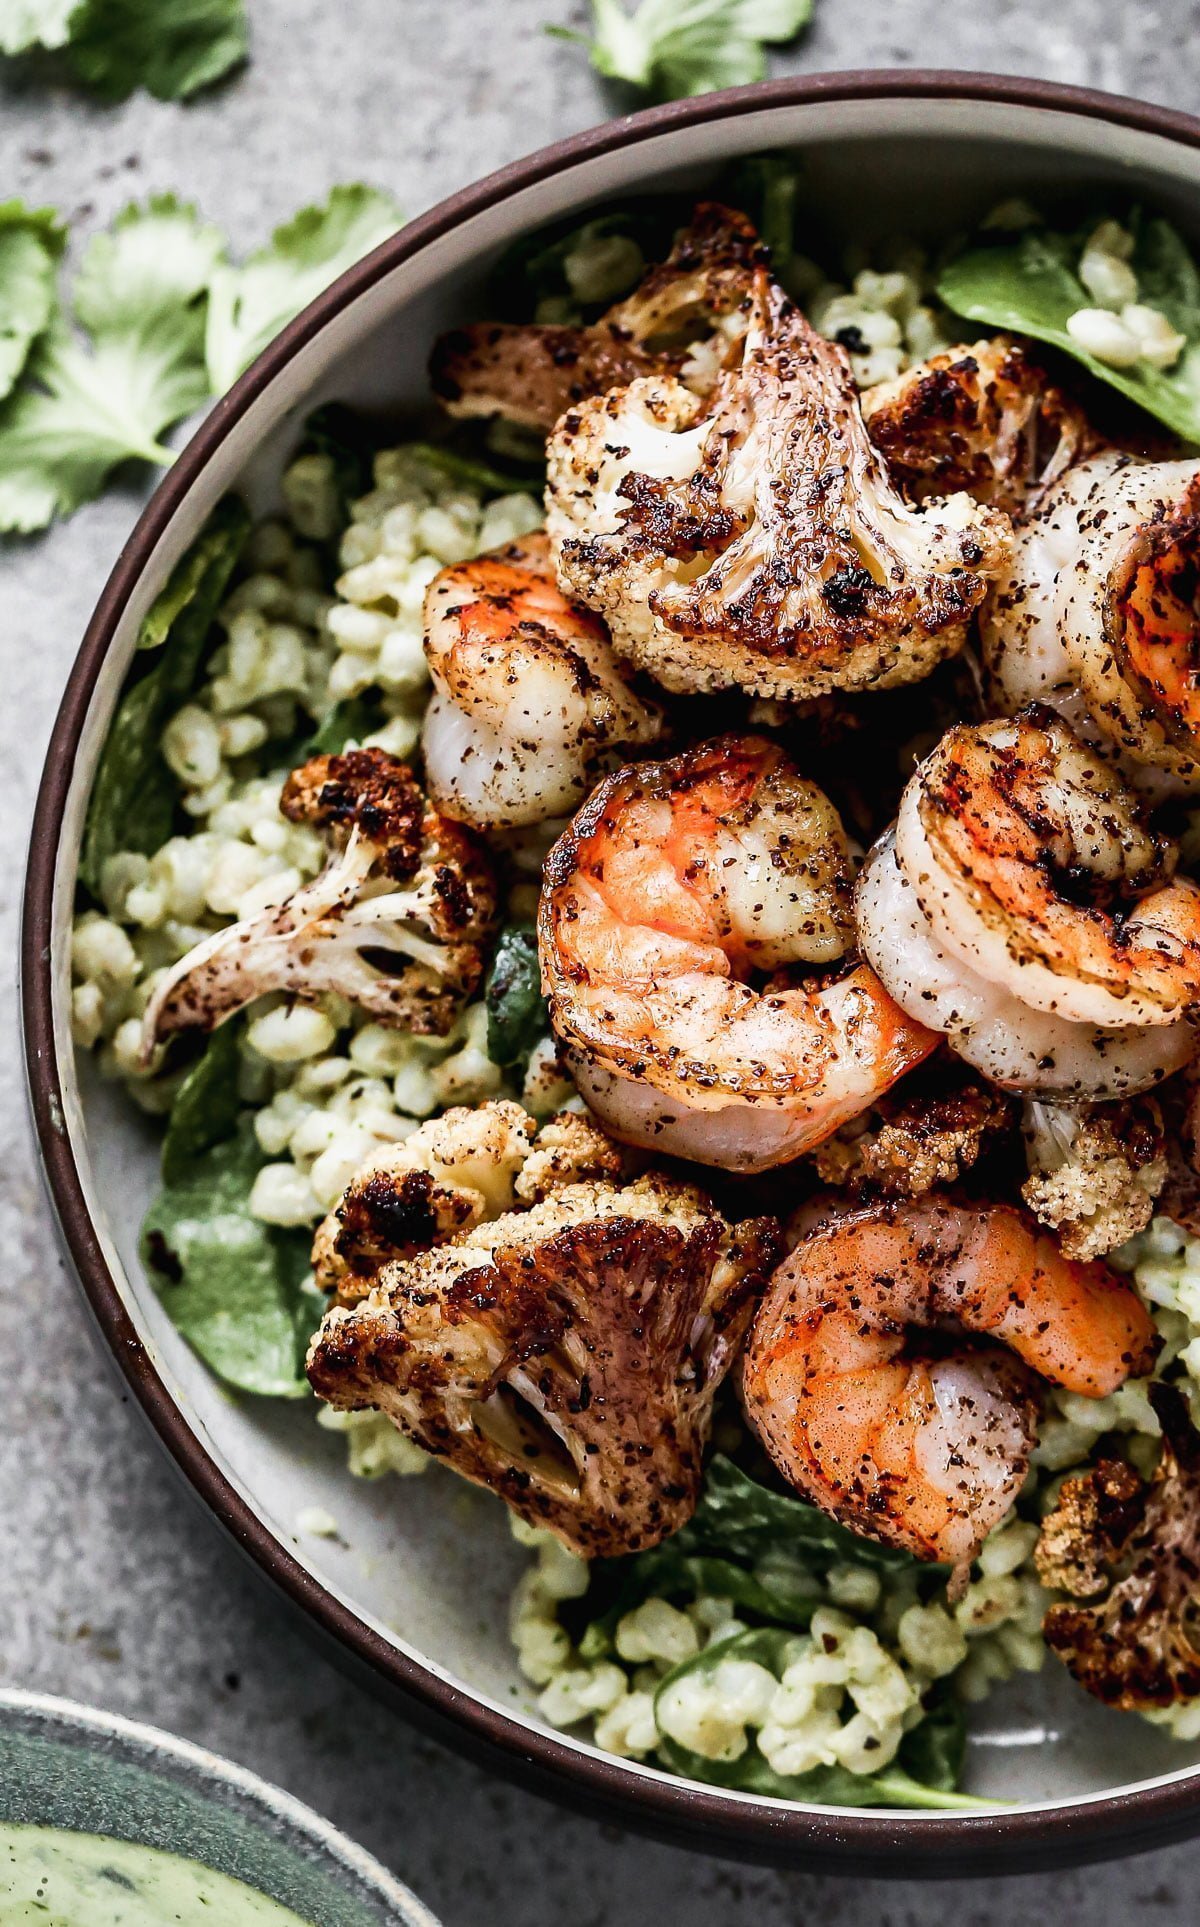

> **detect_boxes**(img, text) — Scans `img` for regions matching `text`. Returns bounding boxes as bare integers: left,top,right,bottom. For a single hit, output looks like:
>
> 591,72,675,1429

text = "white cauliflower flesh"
311,1097,633,1300
307,1169,780,1557
547,268,1012,701
141,749,497,1054
1021,1098,1167,1261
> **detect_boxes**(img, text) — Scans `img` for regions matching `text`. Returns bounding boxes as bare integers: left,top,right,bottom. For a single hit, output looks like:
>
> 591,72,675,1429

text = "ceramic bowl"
22,70,1200,1875
0,1688,435,1922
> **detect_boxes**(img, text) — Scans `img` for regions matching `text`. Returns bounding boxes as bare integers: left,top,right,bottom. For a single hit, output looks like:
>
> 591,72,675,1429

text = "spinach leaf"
938,209,1200,442
295,401,376,528
485,923,548,1069
681,1455,917,1573
485,197,685,323
301,693,384,758
79,494,249,896
652,1628,983,1810
160,1019,242,1185
717,153,800,276
572,1456,914,1655
141,1121,316,1398
896,1680,966,1793
402,439,545,500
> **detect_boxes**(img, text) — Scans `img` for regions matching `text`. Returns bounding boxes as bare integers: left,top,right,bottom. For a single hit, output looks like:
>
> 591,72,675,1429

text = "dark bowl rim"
21,68,1200,1875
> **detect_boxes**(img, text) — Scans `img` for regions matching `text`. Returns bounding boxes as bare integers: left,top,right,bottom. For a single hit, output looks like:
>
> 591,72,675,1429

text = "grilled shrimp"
857,709,1200,1097
421,533,663,829
983,452,1200,796
743,1195,1158,1565
539,734,936,1174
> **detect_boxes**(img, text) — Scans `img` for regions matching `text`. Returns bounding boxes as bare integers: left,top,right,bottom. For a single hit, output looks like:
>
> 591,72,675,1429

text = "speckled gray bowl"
0,1689,436,1924
22,69,1200,1876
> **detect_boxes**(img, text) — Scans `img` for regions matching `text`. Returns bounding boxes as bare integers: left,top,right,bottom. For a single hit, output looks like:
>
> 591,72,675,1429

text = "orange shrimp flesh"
1114,492,1200,753
742,1195,1159,1565
902,709,1200,1028
540,735,937,1175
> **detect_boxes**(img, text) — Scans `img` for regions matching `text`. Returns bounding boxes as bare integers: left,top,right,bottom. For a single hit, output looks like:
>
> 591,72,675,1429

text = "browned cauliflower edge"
547,264,1012,702
429,202,767,433
1037,1385,1200,1714
140,750,497,1056
808,1062,1015,1200
862,338,1095,518
306,1170,781,1557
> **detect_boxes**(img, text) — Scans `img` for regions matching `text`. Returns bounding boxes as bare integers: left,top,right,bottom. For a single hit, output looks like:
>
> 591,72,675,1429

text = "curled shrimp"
421,532,663,830
539,734,937,1174
983,451,1200,797
858,709,1200,1097
742,1194,1159,1565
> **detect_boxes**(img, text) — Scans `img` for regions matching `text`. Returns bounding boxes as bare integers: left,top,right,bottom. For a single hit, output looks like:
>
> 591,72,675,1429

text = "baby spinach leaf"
301,694,383,759
401,440,545,500
296,402,376,527
717,153,799,275
79,494,249,897
684,1456,917,1572
142,1121,316,1399
896,1679,966,1793
653,1627,983,1809
485,924,548,1070
572,1456,914,1654
161,1019,242,1185
937,209,1200,442
484,198,684,323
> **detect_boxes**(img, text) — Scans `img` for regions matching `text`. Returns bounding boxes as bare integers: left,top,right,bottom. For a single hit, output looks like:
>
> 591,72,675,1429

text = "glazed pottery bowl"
0,1688,436,1922
22,71,1200,1875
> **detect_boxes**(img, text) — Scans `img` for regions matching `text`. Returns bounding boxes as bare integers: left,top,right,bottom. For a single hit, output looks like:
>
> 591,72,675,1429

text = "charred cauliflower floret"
312,1097,633,1301
141,750,496,1054
862,338,1094,518
547,266,1012,701
1037,1385,1200,1722
1021,1098,1167,1262
807,1062,1015,1200
430,203,766,433
307,1172,780,1556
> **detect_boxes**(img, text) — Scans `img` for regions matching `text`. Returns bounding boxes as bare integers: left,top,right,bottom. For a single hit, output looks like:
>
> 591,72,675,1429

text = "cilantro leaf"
552,0,812,98
0,194,225,533
0,201,64,402
65,0,248,101
205,184,403,393
0,0,75,54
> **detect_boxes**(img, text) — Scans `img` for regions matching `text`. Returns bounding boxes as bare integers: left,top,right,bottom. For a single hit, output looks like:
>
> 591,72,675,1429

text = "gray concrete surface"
2,3,1200,1921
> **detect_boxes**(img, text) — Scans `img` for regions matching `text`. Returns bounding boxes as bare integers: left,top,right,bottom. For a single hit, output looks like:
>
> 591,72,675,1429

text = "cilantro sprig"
0,183,403,536
0,0,248,101
549,0,813,98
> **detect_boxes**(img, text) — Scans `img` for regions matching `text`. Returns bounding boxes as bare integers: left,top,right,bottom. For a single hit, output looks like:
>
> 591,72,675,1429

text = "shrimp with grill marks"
743,1194,1159,1567
421,533,663,831
539,733,936,1174
857,709,1200,1098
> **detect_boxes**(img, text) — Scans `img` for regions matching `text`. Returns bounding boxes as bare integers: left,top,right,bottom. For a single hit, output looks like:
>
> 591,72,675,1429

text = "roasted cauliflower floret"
430,203,766,433
862,338,1094,518
141,751,497,1054
307,1173,781,1556
312,1097,633,1300
1021,1098,1167,1262
1037,1386,1200,1722
547,267,1012,701
807,1062,1015,1200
